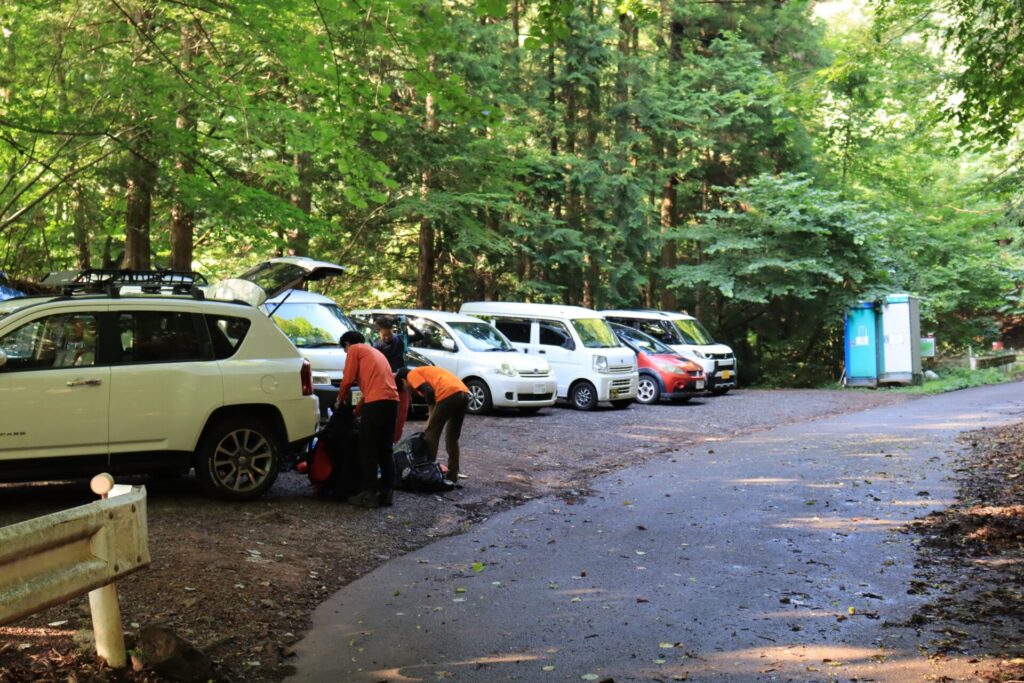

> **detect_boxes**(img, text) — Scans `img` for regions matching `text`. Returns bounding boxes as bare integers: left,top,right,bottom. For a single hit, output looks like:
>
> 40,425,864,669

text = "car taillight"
300,359,313,396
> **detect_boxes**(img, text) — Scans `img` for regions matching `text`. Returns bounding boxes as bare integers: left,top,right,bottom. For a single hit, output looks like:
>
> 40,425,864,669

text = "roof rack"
43,269,208,299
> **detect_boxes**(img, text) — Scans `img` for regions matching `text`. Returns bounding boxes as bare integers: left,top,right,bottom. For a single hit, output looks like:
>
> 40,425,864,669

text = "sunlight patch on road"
774,516,903,531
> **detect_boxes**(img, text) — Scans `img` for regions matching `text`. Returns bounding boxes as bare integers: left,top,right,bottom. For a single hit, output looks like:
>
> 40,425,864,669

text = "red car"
610,322,705,404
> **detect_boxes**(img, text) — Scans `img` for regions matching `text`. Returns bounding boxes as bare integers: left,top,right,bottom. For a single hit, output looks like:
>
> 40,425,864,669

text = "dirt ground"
904,421,1024,683
3,386,1003,683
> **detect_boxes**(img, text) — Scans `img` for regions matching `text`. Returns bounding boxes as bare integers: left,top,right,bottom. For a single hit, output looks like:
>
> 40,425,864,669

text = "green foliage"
895,366,1016,395
1,0,1022,386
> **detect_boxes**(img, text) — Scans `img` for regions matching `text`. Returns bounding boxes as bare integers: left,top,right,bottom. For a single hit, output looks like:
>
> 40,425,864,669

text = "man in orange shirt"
338,331,400,508
396,365,470,485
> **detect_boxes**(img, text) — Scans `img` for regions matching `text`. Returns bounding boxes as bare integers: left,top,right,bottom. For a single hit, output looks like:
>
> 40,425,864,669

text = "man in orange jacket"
338,331,400,508
396,365,469,485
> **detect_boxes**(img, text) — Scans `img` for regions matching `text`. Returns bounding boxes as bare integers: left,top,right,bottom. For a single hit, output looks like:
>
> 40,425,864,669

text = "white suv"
0,271,319,501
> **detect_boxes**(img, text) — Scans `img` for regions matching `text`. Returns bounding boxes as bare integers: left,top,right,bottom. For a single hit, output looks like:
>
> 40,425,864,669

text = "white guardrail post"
0,474,151,668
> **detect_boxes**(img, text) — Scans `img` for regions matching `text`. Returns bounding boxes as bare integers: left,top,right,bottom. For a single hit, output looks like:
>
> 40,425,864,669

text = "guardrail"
0,475,150,667
971,353,1017,370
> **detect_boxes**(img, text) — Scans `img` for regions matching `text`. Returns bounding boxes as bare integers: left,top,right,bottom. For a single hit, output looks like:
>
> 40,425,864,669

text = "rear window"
118,311,204,363
205,315,252,359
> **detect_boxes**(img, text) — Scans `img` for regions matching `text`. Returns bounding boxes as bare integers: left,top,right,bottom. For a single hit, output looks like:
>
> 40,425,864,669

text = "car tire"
610,399,634,409
465,379,493,415
195,416,281,501
569,381,598,411
636,375,661,404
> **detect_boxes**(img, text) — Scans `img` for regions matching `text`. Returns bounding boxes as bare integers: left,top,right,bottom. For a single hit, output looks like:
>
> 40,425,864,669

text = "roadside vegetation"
1,0,1023,385
896,366,1023,395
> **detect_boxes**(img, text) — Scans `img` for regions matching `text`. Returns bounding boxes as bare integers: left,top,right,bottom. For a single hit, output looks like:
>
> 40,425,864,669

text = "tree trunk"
72,185,90,269
415,70,437,309
123,4,156,270
170,20,199,271
124,146,156,269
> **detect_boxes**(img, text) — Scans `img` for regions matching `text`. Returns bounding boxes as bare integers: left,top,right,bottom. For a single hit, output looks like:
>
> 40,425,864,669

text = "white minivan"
351,309,558,415
459,302,638,410
600,309,737,394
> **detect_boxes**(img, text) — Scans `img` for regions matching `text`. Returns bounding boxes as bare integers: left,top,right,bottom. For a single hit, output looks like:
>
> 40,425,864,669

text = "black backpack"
392,432,453,493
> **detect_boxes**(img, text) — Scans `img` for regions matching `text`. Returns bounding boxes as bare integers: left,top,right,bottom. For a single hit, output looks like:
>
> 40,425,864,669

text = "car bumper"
490,376,558,408
663,376,706,399
707,367,737,390
596,374,638,401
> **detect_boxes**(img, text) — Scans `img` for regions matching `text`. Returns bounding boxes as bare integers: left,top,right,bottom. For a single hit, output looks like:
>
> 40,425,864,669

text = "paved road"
288,383,1024,682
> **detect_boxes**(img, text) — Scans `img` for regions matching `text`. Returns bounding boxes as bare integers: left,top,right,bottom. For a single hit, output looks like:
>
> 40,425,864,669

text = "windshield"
270,302,355,348
448,321,514,352
616,325,676,356
572,318,620,349
671,318,715,345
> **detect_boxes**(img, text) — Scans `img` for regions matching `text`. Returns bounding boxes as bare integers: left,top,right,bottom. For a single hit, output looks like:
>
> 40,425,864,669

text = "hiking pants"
423,392,469,481
358,399,398,494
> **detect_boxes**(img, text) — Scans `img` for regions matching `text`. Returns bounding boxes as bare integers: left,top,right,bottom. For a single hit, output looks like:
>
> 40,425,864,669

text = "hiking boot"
347,491,379,509
378,489,394,507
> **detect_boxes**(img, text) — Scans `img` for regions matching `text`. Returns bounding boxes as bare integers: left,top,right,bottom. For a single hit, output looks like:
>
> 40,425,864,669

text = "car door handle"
67,378,103,387
538,350,546,354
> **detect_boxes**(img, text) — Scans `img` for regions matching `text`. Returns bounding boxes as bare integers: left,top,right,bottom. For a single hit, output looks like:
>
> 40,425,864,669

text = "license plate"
534,383,547,394
610,388,619,399
695,380,705,390
351,388,363,404
720,370,732,380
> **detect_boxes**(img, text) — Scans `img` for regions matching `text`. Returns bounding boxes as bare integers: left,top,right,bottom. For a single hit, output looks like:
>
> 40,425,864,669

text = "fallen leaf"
471,562,485,573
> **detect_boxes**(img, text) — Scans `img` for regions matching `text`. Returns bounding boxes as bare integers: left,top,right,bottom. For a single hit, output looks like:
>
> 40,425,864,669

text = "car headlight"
492,362,517,377
654,361,685,375
311,371,332,385
691,350,706,359
593,355,609,372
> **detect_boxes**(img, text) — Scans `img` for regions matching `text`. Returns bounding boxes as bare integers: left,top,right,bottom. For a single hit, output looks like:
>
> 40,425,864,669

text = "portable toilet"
879,293,922,385
844,301,879,387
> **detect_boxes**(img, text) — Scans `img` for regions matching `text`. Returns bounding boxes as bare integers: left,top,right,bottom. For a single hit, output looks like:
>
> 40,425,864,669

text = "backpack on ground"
301,405,361,498
392,432,453,493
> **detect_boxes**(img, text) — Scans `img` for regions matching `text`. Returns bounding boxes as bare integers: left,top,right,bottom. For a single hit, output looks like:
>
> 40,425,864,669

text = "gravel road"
0,388,910,682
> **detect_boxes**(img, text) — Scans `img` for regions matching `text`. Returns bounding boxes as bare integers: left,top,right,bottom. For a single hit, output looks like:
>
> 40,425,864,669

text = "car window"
409,317,455,351
0,312,100,371
614,324,674,355
448,321,514,352
494,318,532,344
236,262,308,294
270,302,354,348
639,320,677,344
539,321,574,350
671,318,715,345
205,315,252,359
118,311,204,363
571,318,619,349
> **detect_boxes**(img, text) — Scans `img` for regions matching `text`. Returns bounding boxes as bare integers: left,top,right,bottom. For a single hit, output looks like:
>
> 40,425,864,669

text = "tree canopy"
1,0,1021,384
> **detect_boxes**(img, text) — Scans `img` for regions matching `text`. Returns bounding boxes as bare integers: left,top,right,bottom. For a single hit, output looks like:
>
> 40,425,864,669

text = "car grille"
607,365,634,374
686,370,703,378
708,353,734,362
518,392,554,401
518,369,550,378
331,379,341,387
611,378,633,390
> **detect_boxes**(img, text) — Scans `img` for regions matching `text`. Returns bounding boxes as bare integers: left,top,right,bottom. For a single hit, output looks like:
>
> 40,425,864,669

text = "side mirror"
441,338,456,352
0,348,7,368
